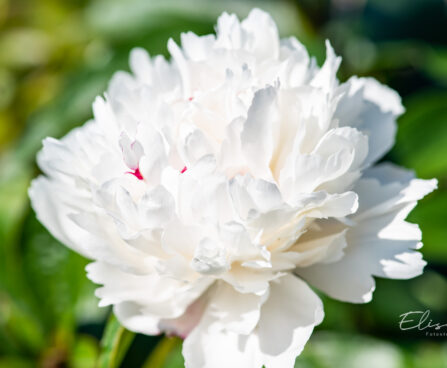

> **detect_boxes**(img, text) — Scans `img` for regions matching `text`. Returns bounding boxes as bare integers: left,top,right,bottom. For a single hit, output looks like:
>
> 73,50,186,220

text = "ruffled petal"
297,163,436,303
87,261,213,334
335,77,404,165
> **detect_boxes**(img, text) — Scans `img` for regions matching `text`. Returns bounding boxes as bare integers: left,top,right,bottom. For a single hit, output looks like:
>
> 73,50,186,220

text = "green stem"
97,313,135,368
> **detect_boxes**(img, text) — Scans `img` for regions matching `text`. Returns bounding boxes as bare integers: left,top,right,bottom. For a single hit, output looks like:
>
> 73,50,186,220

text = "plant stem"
97,313,135,368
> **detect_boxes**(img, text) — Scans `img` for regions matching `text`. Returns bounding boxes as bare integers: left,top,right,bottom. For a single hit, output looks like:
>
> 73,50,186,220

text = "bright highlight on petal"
28,8,436,368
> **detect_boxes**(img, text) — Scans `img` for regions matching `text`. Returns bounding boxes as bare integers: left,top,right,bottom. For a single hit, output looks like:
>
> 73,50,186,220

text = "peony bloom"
29,9,436,368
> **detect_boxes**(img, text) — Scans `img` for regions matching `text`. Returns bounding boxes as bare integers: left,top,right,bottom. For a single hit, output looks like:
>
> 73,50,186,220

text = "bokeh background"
0,0,446,367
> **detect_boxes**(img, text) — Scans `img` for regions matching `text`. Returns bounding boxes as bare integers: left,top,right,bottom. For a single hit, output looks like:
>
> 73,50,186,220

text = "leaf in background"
98,314,135,368
407,190,447,262
295,332,406,368
0,160,31,278
86,0,310,43
142,337,183,368
0,292,45,356
412,271,447,311
296,331,447,367
390,89,447,263
412,342,447,368
392,89,447,180
0,357,34,368
69,335,99,368
20,215,93,330
0,159,47,356
424,47,447,86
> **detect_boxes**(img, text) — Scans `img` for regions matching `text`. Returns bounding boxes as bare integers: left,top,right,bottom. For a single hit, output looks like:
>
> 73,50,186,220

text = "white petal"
178,164,234,225
241,86,278,179
129,47,153,84
29,177,92,258
183,318,256,368
119,133,144,170
138,185,174,228
178,127,214,166
137,124,167,185
289,190,358,219
229,175,283,217
287,227,348,267
302,191,359,219
92,96,120,141
161,219,199,260
297,163,436,303
310,40,341,94
240,8,280,60
254,275,324,367
87,261,212,333
215,12,242,50
113,302,161,335
335,77,404,165
296,250,376,303
183,275,323,368
279,37,310,87
215,9,280,60
191,238,229,275
281,127,367,196
180,32,215,61
207,282,267,335
159,295,208,338
168,38,190,98
222,264,278,295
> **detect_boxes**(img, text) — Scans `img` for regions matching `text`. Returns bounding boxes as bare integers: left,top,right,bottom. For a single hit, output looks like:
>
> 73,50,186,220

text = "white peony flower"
29,8,437,368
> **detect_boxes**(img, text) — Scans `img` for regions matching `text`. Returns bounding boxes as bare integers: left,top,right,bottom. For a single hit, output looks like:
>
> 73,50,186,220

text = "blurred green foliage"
0,0,446,367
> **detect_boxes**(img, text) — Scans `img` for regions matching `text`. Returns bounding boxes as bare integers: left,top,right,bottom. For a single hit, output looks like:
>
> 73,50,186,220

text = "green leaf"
412,342,447,368
295,331,406,368
69,335,99,368
0,357,34,368
408,190,447,262
389,88,447,263
20,215,94,332
98,314,135,368
424,47,447,86
142,336,183,368
391,89,447,180
0,160,47,355
86,0,310,42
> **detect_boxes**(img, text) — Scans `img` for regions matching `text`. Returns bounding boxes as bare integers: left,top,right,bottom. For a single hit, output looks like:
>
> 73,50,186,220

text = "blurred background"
0,0,446,367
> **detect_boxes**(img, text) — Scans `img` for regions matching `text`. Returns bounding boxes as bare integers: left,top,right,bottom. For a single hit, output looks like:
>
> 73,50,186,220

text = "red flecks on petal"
126,167,144,180
188,97,194,101
180,166,187,174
